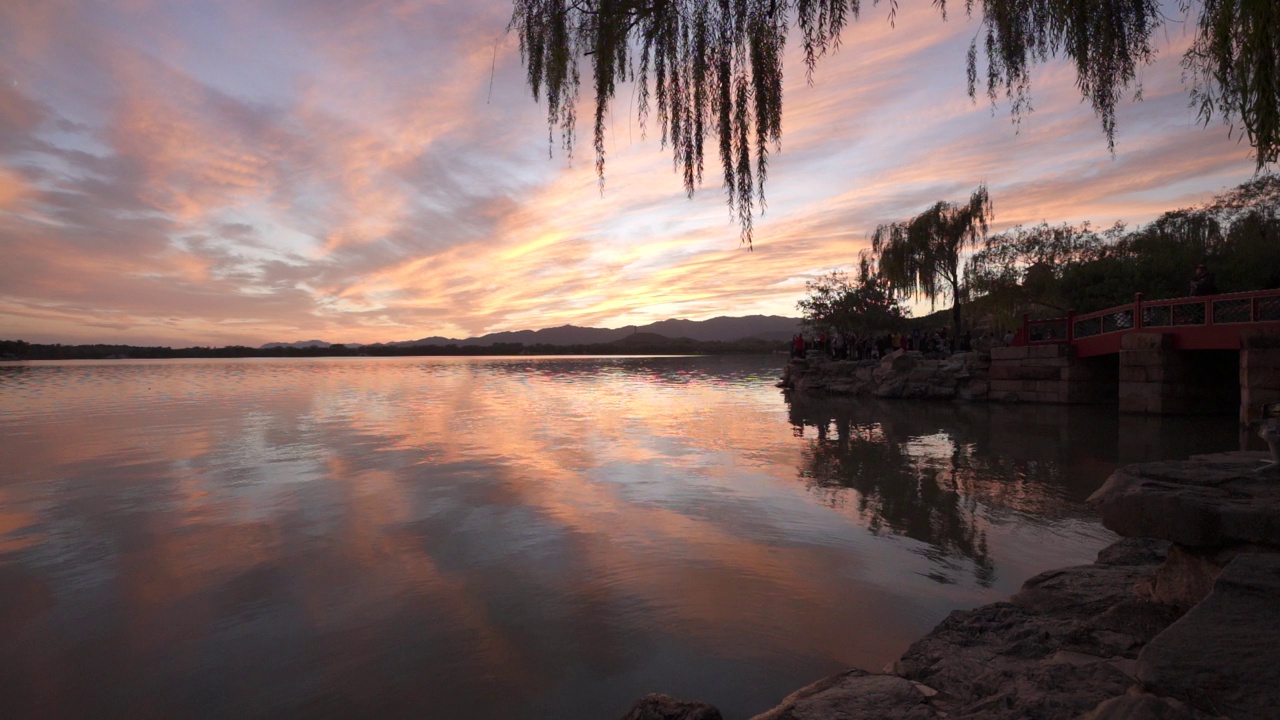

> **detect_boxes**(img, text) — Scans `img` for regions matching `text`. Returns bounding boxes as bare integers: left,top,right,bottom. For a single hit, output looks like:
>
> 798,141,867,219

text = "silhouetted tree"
872,184,993,335
798,252,905,335
966,221,1120,316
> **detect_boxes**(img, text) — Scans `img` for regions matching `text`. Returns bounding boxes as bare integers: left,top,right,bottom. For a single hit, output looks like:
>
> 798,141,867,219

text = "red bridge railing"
1015,288,1280,356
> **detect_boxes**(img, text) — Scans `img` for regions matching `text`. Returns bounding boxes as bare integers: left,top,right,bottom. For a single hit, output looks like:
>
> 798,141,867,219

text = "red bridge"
997,288,1280,422
1016,288,1280,357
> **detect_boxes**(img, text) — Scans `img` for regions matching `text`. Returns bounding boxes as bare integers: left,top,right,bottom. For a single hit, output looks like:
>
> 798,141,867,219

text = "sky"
0,0,1263,347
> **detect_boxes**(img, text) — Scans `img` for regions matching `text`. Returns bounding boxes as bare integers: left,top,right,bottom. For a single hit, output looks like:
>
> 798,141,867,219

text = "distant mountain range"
260,315,801,350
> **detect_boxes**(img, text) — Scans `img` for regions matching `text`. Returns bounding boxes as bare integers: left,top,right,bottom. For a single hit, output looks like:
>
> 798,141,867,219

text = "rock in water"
1086,451,1280,547
620,694,723,720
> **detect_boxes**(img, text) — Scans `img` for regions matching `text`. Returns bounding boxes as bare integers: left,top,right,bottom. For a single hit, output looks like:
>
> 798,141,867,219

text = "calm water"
0,355,1244,719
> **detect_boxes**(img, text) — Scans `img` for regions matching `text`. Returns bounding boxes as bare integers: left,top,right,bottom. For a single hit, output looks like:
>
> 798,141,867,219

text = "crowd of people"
791,326,986,361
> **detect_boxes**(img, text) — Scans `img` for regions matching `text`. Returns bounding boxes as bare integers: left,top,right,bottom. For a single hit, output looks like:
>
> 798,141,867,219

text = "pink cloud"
0,0,1264,346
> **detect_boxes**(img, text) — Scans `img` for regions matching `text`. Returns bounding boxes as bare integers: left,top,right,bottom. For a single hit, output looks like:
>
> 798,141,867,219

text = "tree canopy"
797,252,905,333
871,184,992,334
965,173,1280,319
509,0,1280,244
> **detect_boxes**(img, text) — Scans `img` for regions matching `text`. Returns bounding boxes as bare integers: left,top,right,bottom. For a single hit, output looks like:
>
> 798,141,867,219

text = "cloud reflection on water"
0,356,1239,718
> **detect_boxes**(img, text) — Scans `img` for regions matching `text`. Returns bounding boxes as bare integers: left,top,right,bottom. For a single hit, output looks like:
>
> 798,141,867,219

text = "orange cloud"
0,0,1263,346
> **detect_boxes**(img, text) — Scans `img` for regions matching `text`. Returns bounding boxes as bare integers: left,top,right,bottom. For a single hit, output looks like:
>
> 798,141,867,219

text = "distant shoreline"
0,338,788,362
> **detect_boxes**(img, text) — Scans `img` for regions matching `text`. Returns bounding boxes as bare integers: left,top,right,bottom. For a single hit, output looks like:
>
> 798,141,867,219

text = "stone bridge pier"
1118,334,1236,415
988,344,1116,404
992,329,1280,423
1241,331,1280,428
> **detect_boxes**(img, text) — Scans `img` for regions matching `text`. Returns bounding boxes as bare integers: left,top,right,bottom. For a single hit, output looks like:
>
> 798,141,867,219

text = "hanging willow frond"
509,0,851,248
509,0,1278,247
1184,0,1280,169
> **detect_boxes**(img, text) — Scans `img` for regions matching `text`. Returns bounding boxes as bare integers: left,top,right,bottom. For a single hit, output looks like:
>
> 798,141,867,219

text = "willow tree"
871,184,993,335
509,0,1279,245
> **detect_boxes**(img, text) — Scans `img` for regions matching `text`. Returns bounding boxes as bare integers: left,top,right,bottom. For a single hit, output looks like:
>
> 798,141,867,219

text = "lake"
0,355,1244,718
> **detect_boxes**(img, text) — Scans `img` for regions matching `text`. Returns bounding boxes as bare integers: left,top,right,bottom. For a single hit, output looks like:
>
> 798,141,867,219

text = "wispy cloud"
0,0,1261,345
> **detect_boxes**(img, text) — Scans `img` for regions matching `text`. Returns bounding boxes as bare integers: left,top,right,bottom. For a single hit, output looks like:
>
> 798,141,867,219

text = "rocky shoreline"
779,351,993,402
622,452,1280,720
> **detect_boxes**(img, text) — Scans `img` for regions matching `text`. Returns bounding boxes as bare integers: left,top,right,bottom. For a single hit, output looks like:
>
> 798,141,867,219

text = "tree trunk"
949,278,963,342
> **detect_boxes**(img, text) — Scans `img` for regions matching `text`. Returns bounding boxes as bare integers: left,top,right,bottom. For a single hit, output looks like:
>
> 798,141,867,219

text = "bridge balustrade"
1015,288,1280,356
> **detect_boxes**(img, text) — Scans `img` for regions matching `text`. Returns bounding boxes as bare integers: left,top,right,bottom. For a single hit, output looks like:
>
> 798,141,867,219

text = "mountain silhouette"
260,315,799,350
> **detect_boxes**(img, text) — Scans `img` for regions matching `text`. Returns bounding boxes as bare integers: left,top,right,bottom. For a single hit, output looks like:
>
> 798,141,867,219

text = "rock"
926,384,957,400
908,367,938,382
1089,599,1185,649
1136,552,1280,718
902,382,928,399
1133,545,1235,611
892,542,1176,720
1077,690,1210,720
1096,537,1170,567
828,381,857,395
1011,561,1159,619
894,600,1138,719
1086,452,1280,547
781,349,990,402
621,694,723,720
910,682,938,698
878,350,916,375
748,669,937,720
875,378,906,398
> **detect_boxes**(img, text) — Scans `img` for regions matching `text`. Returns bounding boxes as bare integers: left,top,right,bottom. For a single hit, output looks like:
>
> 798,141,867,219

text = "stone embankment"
779,351,992,401
622,452,1280,720
780,344,1116,405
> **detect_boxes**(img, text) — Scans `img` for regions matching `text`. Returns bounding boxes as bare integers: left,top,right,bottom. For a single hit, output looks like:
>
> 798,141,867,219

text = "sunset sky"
0,0,1262,347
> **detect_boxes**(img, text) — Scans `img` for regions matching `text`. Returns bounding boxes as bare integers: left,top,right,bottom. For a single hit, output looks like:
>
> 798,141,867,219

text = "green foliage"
510,0,1279,244
966,221,1121,314
1185,0,1280,168
871,184,992,333
0,339,30,359
797,270,857,332
797,253,905,333
964,174,1280,315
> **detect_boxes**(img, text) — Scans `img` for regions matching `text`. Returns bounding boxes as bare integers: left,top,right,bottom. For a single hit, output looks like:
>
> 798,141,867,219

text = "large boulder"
1086,452,1280,548
621,694,723,720
890,538,1176,720
1136,552,1280,718
875,350,916,381
1076,690,1213,720
748,669,937,720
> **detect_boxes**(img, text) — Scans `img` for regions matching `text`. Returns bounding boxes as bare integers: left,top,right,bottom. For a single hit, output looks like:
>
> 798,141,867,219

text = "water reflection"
0,357,1248,719
786,394,1249,590
791,405,996,586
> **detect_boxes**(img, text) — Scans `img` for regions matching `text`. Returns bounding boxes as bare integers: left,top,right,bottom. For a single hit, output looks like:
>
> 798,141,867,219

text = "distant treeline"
0,337,785,361
966,174,1280,325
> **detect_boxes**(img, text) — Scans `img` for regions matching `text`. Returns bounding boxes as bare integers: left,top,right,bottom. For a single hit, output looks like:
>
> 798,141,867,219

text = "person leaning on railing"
1190,264,1218,296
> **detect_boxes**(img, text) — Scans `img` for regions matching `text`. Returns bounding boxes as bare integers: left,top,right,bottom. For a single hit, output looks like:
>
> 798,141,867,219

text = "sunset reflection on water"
0,356,1242,718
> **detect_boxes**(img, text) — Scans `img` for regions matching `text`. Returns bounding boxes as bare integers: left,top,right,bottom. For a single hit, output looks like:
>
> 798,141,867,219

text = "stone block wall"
1241,330,1280,427
988,344,1114,404
781,350,991,401
1120,334,1238,415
